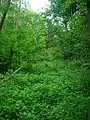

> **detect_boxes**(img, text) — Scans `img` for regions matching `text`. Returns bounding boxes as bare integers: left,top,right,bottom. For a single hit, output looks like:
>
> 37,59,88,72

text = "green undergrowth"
0,60,88,120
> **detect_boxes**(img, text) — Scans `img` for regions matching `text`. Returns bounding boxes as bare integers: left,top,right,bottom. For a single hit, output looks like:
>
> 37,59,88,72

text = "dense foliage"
0,60,88,120
0,0,89,120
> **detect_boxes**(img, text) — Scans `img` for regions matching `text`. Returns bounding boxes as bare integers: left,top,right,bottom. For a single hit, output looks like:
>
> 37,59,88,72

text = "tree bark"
86,1,90,120
0,0,11,32
86,0,90,35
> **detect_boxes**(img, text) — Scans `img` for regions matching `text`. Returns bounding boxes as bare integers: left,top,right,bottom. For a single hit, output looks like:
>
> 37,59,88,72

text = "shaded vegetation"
0,0,89,120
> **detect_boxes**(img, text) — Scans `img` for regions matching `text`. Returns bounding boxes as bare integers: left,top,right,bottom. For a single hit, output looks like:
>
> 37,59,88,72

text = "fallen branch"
2,65,23,81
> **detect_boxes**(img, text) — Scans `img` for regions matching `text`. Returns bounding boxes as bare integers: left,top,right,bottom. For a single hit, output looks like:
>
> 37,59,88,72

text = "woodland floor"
0,59,88,120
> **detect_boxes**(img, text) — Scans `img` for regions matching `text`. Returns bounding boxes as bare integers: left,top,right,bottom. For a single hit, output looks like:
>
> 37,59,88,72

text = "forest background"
0,0,89,120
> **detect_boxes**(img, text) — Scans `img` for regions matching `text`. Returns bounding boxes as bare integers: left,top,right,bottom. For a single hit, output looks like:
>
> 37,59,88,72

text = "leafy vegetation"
0,0,89,120
0,60,88,120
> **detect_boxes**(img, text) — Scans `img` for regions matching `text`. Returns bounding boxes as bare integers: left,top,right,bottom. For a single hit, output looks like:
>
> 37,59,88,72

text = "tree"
86,1,90,119
86,0,90,35
0,0,11,32
42,0,88,60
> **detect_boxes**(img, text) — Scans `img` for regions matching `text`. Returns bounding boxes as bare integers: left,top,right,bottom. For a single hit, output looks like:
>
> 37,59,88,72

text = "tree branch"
2,65,23,81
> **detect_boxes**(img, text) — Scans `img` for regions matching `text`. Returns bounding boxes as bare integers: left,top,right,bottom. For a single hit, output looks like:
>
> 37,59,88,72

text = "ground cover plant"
0,60,88,120
0,0,89,120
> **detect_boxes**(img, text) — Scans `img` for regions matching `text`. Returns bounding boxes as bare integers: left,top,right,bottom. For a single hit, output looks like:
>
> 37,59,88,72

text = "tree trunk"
86,0,90,35
0,0,11,32
86,1,90,120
